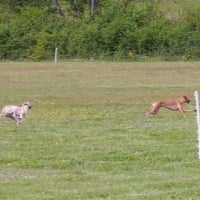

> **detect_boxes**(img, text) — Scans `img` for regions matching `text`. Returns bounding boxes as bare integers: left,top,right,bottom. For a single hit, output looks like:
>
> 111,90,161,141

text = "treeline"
0,0,200,61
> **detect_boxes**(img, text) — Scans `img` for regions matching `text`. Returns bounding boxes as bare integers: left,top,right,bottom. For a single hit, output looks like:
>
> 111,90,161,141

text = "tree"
52,0,65,17
87,0,98,15
68,0,84,14
68,0,99,16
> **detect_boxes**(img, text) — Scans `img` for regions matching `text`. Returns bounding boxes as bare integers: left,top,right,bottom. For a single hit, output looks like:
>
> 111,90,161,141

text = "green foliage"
0,24,10,59
1,0,200,60
66,22,101,58
5,0,51,13
28,32,50,61
6,7,64,60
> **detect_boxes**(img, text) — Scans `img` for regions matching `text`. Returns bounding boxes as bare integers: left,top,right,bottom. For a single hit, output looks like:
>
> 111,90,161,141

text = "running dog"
1,102,32,124
145,96,196,117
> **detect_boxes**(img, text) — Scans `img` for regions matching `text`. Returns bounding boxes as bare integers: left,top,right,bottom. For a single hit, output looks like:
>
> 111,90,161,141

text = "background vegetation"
1,0,200,61
0,61,200,199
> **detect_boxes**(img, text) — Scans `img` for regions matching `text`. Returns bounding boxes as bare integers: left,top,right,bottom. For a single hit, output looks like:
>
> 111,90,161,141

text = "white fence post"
54,47,58,64
194,91,200,159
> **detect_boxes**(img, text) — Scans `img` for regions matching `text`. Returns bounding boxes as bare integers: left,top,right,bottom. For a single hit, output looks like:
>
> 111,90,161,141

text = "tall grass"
0,61,200,199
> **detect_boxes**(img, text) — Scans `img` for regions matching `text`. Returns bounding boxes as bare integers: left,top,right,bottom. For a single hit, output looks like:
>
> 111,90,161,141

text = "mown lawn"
0,61,200,199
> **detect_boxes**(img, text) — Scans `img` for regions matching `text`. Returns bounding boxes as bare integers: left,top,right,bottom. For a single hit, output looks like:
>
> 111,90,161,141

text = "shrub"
1,1,200,60
0,24,10,59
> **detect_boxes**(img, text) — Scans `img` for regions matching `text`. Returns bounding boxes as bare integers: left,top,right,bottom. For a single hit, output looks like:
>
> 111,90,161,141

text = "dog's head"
183,96,190,104
22,102,32,109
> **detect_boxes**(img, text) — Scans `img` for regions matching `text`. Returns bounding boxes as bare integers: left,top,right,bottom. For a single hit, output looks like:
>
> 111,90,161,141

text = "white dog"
1,102,32,124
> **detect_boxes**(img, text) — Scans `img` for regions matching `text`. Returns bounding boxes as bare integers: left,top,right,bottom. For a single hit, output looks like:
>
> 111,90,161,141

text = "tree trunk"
52,0,65,17
87,0,98,15
68,0,76,4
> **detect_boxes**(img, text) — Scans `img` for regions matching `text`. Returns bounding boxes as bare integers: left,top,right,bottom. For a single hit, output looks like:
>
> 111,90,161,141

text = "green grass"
0,61,200,199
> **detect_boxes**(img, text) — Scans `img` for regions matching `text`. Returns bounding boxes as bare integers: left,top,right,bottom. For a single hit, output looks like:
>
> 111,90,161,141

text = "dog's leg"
184,109,196,112
10,113,21,125
145,102,161,117
15,117,23,125
145,106,154,117
10,115,18,124
177,104,185,114
177,103,196,113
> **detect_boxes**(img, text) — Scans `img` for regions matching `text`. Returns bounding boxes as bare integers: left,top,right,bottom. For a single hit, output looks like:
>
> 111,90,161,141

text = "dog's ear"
183,96,190,103
23,102,32,108
183,95,188,99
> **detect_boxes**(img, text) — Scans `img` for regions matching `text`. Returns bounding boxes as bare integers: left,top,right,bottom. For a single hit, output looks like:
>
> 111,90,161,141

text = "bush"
0,24,10,59
1,1,200,60
6,7,65,60
66,22,101,58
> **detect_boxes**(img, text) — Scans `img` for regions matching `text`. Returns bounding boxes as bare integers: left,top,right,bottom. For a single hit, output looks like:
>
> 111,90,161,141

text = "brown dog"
145,96,196,117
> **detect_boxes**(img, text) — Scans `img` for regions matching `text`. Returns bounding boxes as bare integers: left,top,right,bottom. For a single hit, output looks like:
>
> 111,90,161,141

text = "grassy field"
0,61,200,199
